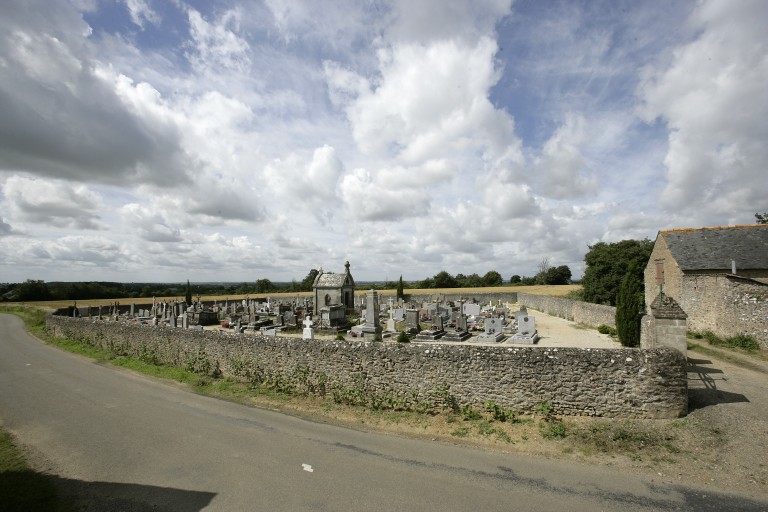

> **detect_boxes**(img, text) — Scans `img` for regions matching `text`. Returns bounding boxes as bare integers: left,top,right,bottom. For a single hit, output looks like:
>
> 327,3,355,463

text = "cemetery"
47,261,689,419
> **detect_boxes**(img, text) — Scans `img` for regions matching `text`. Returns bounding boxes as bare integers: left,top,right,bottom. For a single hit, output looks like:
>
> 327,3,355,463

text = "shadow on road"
687,357,749,413
1,470,216,512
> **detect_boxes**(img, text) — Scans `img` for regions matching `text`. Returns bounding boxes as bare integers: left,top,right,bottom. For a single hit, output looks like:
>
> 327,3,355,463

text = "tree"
537,256,551,276
615,261,644,347
12,279,52,301
255,279,275,294
482,270,503,287
396,275,404,300
509,275,521,284
458,273,482,287
433,270,458,288
300,269,320,291
417,277,435,289
756,212,768,224
185,280,192,305
581,239,654,306
540,265,572,285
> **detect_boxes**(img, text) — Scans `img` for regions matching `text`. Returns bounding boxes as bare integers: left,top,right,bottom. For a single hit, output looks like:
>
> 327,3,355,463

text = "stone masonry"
48,316,687,419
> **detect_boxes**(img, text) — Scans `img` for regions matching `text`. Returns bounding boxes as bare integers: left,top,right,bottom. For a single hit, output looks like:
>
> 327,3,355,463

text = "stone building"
313,261,356,325
644,224,768,348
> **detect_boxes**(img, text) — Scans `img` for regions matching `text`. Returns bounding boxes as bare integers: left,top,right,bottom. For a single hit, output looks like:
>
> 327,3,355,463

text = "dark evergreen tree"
615,261,644,347
185,280,192,305
396,275,404,300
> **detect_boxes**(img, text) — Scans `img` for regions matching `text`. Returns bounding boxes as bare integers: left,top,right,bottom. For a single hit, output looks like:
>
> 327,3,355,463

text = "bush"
396,331,410,343
597,324,617,336
701,330,760,351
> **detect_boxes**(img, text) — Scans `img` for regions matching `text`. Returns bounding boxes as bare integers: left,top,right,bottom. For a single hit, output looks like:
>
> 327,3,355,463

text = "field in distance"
7,285,581,310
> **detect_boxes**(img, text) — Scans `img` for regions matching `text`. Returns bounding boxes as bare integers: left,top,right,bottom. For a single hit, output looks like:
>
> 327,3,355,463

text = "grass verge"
0,428,70,512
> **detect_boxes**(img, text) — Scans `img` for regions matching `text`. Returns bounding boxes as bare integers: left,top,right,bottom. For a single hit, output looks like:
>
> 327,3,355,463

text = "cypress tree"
396,275,404,301
615,261,643,347
185,280,192,306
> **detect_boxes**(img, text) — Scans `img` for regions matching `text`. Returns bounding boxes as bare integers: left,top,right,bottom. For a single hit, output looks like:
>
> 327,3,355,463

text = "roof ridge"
661,224,766,234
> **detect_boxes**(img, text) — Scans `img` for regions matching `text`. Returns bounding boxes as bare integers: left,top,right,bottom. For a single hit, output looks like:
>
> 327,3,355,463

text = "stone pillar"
644,294,688,355
361,289,383,341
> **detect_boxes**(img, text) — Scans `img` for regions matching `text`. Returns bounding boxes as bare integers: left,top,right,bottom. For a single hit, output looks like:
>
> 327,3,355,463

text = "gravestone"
463,303,481,317
443,302,471,342
393,308,404,321
405,309,421,334
414,308,446,341
182,313,189,330
385,308,397,332
511,314,539,344
360,289,383,341
302,316,314,340
477,316,505,343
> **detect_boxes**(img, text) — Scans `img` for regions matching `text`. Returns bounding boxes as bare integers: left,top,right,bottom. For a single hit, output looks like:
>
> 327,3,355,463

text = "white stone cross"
303,316,313,329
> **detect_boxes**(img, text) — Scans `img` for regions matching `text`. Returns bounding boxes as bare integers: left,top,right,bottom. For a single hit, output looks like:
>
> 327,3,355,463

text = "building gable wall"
644,234,683,310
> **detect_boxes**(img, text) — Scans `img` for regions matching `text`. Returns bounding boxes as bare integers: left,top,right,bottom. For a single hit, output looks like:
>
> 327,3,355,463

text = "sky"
0,0,766,284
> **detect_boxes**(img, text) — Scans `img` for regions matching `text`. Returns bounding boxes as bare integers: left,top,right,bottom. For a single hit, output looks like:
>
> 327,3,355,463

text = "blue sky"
0,0,766,283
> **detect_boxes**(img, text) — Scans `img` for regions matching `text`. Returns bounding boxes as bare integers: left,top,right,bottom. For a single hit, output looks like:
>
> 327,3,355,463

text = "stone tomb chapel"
312,261,356,327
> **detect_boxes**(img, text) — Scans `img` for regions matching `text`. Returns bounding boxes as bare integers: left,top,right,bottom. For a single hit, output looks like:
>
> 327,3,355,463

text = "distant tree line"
1,264,575,302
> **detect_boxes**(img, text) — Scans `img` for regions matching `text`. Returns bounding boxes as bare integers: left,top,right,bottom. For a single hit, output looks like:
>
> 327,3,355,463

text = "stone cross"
302,316,314,340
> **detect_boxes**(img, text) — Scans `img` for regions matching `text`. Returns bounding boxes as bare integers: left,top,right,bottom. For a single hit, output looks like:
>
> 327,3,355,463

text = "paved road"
1,314,766,512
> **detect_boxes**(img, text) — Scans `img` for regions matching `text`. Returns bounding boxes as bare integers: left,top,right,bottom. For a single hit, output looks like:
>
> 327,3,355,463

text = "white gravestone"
302,316,314,340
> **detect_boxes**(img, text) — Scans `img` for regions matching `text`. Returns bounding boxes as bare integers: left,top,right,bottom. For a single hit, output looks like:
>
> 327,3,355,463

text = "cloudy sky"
0,0,766,284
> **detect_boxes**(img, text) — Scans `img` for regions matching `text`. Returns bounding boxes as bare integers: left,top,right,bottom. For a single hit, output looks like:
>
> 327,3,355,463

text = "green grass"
688,330,761,351
0,428,69,512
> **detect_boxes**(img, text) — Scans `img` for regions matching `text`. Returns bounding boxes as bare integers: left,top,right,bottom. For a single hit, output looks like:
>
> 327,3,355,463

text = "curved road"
0,314,765,511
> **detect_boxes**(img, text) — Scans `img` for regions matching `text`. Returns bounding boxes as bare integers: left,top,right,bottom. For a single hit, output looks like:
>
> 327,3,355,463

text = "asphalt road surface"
1,313,766,511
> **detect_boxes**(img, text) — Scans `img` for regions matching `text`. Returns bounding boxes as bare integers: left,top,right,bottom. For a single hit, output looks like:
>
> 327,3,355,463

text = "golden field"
6,285,580,310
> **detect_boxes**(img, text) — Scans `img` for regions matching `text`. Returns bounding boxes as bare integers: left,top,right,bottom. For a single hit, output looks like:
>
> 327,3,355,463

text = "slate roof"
650,294,687,319
314,272,348,288
660,224,768,271
313,263,355,288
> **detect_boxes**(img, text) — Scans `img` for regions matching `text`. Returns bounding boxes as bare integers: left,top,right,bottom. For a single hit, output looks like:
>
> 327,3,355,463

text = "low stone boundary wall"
46,316,687,419
517,293,617,328
401,292,519,305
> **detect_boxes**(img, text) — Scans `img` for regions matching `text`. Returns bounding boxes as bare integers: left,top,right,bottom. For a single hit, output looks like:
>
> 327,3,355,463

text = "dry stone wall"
517,293,617,328
682,274,768,349
47,316,686,418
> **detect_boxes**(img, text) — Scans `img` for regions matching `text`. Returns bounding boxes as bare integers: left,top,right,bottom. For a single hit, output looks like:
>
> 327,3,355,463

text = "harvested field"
9,285,581,310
